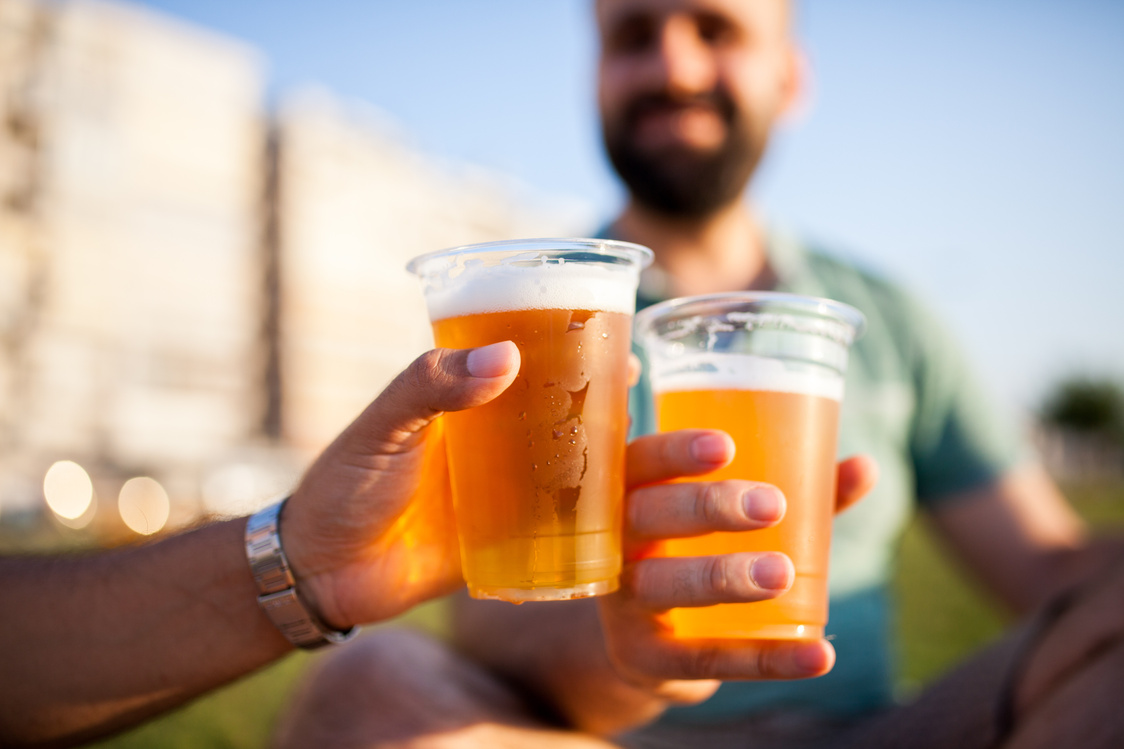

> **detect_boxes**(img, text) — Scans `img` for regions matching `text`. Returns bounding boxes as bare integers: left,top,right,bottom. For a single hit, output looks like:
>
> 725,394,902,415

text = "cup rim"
406,237,654,276
634,290,867,342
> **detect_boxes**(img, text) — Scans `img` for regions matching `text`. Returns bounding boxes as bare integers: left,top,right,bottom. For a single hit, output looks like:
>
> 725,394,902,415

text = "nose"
650,16,718,97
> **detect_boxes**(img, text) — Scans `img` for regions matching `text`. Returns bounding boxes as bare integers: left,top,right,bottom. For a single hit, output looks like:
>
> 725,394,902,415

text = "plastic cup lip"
406,237,654,276
634,290,867,345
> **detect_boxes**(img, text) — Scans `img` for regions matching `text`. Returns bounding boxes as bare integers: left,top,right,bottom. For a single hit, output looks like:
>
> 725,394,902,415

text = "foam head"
636,291,865,403
408,239,653,321
650,353,845,402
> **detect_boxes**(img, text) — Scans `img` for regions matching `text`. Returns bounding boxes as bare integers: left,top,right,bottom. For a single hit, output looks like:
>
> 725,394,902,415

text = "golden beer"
636,292,864,640
409,239,652,602
656,383,841,639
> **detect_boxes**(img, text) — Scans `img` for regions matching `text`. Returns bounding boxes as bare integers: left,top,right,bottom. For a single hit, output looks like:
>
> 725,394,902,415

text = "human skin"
453,443,876,736
448,0,1123,740
0,343,522,748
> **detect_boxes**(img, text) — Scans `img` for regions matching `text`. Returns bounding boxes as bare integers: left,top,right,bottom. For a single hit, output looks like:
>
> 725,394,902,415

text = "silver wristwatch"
245,498,359,649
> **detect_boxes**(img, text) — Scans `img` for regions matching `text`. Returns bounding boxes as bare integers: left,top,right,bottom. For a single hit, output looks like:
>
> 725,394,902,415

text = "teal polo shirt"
628,233,1025,721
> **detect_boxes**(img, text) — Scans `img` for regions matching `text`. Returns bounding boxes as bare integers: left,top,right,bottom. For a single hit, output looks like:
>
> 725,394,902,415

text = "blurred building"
0,0,268,530
272,90,582,456
0,0,586,535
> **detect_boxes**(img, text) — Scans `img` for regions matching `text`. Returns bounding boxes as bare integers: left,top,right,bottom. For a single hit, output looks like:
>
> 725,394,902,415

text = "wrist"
245,498,359,649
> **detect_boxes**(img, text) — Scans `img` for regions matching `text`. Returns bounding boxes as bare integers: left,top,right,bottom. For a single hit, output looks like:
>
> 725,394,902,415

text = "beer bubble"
601,332,609,339
519,411,526,420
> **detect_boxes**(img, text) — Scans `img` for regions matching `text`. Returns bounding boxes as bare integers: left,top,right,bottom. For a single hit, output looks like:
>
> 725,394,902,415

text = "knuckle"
659,434,682,470
703,556,730,599
685,644,723,679
410,349,446,388
670,560,694,602
755,645,779,679
618,562,642,598
625,487,648,535
695,482,724,526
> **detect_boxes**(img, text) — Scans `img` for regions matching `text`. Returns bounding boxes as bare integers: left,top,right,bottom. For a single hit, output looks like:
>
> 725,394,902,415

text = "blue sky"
133,0,1124,415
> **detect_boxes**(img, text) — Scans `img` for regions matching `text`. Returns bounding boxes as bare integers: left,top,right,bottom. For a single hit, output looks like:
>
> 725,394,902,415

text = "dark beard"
602,91,762,219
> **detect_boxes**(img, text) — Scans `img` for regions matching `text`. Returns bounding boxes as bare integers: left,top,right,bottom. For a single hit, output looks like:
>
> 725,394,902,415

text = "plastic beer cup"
408,239,652,602
635,292,864,639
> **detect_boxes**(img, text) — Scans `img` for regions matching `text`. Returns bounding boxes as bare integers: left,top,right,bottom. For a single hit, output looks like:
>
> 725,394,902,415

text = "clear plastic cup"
408,238,652,602
635,291,864,638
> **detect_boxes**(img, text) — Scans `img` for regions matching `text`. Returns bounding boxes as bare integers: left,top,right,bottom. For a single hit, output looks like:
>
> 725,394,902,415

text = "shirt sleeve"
903,294,1027,506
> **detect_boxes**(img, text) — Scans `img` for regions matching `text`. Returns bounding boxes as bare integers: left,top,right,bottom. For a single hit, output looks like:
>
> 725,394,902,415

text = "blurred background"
0,0,1121,747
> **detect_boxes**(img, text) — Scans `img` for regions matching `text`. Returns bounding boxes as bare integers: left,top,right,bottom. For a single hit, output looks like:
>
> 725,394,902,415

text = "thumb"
347,342,521,453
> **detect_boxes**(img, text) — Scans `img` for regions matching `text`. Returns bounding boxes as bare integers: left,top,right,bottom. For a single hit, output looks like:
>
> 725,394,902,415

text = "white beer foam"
427,262,638,321
651,354,844,402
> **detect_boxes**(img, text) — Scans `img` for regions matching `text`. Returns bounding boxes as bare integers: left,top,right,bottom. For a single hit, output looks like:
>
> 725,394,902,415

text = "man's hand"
600,429,877,706
281,342,521,631
1013,548,1124,721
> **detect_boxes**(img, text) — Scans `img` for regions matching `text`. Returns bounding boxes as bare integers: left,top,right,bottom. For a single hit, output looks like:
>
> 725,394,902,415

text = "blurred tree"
1040,377,1124,445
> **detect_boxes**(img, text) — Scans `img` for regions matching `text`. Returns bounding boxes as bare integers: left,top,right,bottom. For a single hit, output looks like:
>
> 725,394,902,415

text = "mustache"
620,90,738,132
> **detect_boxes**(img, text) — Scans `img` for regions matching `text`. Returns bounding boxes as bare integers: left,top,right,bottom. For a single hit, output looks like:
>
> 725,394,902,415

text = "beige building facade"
0,0,585,531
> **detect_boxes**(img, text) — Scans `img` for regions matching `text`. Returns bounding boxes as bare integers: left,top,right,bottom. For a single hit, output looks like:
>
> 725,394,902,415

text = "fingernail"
794,643,830,673
750,554,792,591
743,487,785,523
690,433,732,464
466,342,517,379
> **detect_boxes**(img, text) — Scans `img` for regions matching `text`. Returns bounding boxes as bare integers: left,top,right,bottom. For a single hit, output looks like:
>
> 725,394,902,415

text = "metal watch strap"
245,498,358,649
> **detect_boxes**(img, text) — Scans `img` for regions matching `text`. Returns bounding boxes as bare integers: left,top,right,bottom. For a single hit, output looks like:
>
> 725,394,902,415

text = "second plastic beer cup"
408,238,652,602
635,292,864,639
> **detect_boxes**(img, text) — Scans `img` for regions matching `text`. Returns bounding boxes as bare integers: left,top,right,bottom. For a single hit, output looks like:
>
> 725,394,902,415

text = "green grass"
82,652,314,749
37,479,1124,747
81,600,450,749
892,480,1124,692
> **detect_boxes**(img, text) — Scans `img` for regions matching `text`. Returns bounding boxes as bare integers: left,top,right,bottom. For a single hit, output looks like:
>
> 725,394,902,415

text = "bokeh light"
118,477,171,535
43,460,95,523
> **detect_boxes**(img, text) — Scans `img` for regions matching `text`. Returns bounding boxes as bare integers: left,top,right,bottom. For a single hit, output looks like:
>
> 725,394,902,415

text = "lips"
623,94,732,151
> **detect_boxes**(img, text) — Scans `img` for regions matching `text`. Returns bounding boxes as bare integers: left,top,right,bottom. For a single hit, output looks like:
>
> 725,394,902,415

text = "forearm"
1038,535,1124,602
0,518,291,748
451,594,672,736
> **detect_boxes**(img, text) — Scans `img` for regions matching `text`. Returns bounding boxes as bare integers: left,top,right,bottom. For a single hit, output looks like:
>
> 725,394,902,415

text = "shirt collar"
598,221,816,304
